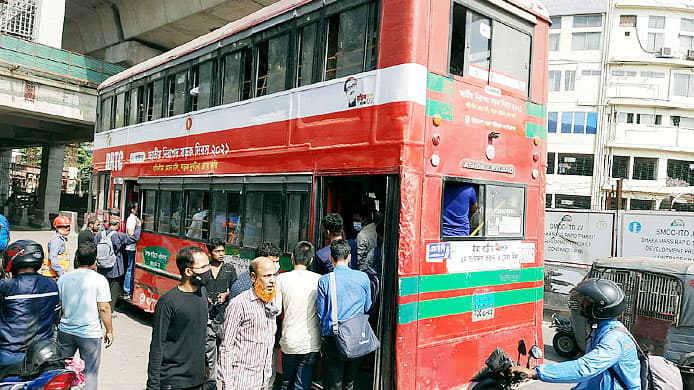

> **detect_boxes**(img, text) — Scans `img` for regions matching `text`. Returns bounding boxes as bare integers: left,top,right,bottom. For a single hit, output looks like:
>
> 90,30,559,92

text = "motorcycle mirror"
517,340,527,356
529,345,543,360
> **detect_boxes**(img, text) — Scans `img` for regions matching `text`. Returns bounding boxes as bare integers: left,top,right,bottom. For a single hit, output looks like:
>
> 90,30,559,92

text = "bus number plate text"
472,293,495,322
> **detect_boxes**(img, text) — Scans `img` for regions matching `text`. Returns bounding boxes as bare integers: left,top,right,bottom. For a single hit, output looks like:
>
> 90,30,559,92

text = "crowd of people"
0,207,383,390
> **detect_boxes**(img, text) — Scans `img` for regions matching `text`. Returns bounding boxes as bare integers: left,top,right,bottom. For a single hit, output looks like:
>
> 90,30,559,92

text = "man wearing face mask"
219,257,281,390
147,246,210,390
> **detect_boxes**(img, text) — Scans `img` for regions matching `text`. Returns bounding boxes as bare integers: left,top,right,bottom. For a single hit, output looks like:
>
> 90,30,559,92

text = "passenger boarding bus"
91,0,550,387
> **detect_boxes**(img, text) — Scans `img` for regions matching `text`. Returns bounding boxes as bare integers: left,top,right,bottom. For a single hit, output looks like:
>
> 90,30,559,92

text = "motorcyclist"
513,278,641,389
0,240,60,369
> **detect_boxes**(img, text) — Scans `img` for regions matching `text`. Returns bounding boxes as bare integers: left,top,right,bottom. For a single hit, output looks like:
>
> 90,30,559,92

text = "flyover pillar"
0,149,10,207
36,144,65,228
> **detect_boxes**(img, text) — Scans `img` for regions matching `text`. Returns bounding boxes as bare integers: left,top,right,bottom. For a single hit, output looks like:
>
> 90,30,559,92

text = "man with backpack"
94,218,141,314
513,279,642,389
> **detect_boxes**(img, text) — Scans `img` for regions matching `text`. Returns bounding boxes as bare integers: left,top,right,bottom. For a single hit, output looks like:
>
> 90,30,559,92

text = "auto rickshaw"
565,257,694,389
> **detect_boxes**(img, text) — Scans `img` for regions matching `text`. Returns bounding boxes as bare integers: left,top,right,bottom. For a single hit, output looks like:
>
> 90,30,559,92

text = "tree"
77,142,93,195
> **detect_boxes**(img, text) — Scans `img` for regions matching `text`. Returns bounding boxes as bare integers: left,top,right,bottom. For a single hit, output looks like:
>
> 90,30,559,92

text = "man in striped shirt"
219,257,280,389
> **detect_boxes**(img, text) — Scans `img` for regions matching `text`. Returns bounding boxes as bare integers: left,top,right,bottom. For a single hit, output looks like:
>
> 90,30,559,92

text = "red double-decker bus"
91,0,550,387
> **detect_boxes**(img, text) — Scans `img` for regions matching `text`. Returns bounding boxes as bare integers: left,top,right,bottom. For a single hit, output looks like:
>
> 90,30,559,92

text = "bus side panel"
530,21,549,109
379,0,430,69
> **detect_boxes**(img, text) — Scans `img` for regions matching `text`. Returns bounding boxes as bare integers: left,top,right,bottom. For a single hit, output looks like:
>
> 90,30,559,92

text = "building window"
550,16,561,29
548,112,558,133
581,69,601,76
632,157,657,180
555,194,591,209
549,70,561,91
647,33,665,52
649,16,666,29
546,194,553,208
619,15,637,27
547,152,556,174
572,32,601,50
558,153,594,176
636,114,655,125
612,70,637,77
640,71,665,78
683,18,694,33
612,156,629,179
630,199,654,210
564,70,576,91
680,35,694,52
0,0,37,40
573,15,602,28
667,159,694,186
607,197,626,210
549,34,560,51
673,73,694,97
561,112,572,133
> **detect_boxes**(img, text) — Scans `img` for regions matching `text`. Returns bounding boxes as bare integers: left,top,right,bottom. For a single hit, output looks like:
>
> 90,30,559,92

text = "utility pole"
616,178,623,210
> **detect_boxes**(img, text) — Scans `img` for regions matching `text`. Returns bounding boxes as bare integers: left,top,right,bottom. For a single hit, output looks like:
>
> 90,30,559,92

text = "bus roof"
99,0,311,90
100,0,548,90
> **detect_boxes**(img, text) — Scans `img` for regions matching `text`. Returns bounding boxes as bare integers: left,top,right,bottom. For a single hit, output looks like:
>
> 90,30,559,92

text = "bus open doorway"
314,174,399,390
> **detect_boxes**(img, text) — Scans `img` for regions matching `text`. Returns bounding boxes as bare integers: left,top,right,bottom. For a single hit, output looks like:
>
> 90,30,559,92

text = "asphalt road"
11,229,574,389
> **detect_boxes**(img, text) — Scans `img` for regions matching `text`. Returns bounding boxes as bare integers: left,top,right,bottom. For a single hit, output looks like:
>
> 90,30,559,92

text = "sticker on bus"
472,293,495,322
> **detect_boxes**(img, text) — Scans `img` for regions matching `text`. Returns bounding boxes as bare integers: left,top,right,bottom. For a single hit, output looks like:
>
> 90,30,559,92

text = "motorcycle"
0,340,82,390
470,340,543,390
550,313,580,358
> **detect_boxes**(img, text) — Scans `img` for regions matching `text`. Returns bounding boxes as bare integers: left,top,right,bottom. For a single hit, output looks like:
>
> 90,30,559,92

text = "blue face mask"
353,222,362,232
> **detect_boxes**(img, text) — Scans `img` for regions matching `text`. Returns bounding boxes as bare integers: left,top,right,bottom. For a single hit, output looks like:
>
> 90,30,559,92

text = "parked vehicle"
550,313,581,358
569,257,694,389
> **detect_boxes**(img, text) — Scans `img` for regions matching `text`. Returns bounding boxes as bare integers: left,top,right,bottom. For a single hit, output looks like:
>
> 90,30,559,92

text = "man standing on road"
95,218,141,314
0,240,59,368
316,239,372,390
57,243,113,390
78,218,101,248
513,279,641,390
43,216,72,278
275,241,321,390
122,202,140,302
204,238,237,390
219,257,280,389
314,214,358,274
147,246,209,390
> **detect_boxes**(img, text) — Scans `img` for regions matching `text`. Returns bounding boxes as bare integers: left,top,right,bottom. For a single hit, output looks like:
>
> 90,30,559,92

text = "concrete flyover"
62,0,280,66
0,33,124,226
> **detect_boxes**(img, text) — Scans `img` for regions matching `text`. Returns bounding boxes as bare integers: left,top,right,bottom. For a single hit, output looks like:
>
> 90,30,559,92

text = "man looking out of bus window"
123,202,141,302
275,241,321,390
230,241,281,298
315,213,358,275
441,183,478,236
353,205,377,271
147,246,209,390
317,239,372,390
204,238,237,390
219,256,280,390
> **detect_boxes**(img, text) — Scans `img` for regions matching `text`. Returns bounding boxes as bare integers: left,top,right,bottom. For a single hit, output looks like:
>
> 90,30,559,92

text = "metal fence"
0,0,36,41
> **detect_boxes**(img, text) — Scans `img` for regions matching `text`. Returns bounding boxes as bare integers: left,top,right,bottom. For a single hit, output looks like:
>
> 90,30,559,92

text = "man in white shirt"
123,202,140,301
275,241,321,390
57,243,113,390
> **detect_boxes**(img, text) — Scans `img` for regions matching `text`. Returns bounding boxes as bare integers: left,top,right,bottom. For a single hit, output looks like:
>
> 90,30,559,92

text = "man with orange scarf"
219,257,280,390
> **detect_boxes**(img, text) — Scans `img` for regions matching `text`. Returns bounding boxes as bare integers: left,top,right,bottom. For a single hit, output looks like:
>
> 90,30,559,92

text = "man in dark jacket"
0,240,60,368
78,218,101,247
94,219,141,314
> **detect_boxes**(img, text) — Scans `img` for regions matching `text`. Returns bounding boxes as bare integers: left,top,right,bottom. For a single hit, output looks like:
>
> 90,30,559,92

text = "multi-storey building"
546,0,694,211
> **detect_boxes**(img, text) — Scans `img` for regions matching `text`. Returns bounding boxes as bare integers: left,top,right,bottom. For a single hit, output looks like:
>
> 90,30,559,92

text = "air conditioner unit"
658,47,675,58
687,49,694,61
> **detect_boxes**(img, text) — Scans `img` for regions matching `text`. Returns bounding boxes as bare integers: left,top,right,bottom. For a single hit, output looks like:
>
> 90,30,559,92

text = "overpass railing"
0,33,125,87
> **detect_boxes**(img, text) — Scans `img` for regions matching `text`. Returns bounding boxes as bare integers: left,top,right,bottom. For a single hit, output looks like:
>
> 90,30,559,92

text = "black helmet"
570,278,625,321
3,240,44,273
23,339,61,374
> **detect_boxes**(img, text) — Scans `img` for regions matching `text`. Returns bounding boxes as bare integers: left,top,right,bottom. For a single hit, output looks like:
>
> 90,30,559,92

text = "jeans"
57,330,101,390
204,322,223,390
123,250,136,296
320,337,360,390
0,349,24,369
280,352,318,390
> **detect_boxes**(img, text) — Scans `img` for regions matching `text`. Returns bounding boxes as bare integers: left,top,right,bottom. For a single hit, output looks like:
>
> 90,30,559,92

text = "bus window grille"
636,273,681,324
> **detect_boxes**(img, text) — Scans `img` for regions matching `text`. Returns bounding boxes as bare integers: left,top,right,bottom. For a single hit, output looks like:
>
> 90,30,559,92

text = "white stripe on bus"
94,63,427,150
